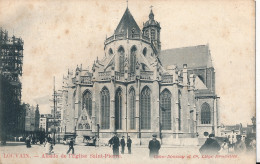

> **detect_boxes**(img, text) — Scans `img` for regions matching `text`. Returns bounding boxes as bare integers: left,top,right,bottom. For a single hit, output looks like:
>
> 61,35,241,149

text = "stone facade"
60,7,220,145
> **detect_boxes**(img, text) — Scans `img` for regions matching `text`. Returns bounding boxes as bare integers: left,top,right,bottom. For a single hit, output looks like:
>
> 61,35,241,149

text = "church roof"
159,45,213,69
115,8,141,36
143,9,160,29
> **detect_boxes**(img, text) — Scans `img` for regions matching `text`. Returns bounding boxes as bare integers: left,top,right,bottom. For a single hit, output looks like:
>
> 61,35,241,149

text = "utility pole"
53,76,56,145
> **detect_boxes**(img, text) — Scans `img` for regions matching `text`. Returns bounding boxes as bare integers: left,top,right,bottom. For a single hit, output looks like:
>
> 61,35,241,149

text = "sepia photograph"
0,0,256,163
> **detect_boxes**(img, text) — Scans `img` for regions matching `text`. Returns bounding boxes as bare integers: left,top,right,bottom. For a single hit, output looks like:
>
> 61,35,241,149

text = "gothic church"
61,6,220,145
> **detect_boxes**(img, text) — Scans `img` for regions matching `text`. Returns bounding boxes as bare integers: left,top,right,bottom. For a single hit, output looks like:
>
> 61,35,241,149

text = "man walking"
67,138,74,154
109,133,120,156
127,136,132,154
45,138,54,155
199,133,221,155
120,136,125,154
148,134,161,158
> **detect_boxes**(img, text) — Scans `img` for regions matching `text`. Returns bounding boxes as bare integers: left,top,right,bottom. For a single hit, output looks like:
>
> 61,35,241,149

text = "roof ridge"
114,7,141,35
162,44,208,51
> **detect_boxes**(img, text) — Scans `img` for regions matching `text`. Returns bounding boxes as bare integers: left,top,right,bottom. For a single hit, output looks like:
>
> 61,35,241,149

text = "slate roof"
224,124,241,131
159,45,213,69
115,8,141,37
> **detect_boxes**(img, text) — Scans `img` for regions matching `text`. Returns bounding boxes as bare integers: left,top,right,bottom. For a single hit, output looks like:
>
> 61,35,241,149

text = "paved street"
0,142,255,164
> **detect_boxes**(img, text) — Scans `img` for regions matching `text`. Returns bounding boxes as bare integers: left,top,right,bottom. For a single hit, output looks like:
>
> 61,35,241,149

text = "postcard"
0,0,256,164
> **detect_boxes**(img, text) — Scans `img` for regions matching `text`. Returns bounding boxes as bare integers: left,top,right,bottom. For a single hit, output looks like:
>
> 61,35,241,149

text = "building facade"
61,7,220,145
0,28,24,141
39,116,47,132
25,104,40,133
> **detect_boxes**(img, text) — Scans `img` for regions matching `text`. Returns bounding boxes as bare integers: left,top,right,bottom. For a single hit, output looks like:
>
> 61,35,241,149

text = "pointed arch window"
201,103,211,124
178,90,182,130
85,123,90,129
101,87,110,129
115,88,122,130
109,48,113,56
145,30,149,37
129,88,136,129
130,46,137,74
82,90,92,117
151,29,155,40
160,90,171,130
118,47,125,73
73,91,76,111
143,47,147,56
140,87,151,129
78,124,83,129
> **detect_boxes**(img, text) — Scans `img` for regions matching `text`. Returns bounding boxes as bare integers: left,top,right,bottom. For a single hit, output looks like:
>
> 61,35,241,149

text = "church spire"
114,7,141,37
149,5,154,20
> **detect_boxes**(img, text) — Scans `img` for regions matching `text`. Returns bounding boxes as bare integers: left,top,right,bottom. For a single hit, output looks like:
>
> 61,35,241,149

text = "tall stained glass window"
201,103,211,124
115,88,122,130
101,87,110,129
82,90,92,117
129,88,136,129
160,89,171,130
140,87,151,129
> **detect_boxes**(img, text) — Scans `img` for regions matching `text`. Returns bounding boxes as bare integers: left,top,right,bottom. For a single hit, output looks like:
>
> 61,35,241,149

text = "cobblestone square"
0,142,255,164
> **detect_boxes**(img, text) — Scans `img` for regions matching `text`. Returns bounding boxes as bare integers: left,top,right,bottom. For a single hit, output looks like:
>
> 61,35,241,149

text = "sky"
0,0,255,125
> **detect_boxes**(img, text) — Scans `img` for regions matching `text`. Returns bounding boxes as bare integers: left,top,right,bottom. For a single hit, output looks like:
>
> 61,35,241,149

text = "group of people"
25,132,255,157
199,133,254,155
108,133,161,158
108,133,132,155
25,135,74,155
25,135,48,148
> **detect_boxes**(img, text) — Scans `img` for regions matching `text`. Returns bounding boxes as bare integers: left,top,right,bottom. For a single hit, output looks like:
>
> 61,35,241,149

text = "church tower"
143,8,161,54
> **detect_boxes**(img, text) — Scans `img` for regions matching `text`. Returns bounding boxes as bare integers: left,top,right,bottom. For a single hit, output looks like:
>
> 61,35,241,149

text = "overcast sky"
0,0,255,125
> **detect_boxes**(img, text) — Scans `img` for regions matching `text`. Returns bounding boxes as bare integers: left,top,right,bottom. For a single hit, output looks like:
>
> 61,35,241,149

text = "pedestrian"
234,135,246,154
93,136,97,147
148,134,161,158
109,133,120,156
127,136,132,154
120,136,125,154
219,138,229,154
67,138,74,154
45,139,53,155
26,136,31,148
199,133,221,155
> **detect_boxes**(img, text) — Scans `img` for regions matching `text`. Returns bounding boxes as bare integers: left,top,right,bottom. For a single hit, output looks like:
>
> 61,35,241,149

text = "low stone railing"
115,71,124,81
98,71,111,81
140,71,154,80
104,33,151,45
161,75,173,83
80,76,92,84
128,73,135,81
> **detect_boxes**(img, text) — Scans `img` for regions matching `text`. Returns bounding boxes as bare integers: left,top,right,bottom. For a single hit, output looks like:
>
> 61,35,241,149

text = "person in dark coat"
148,134,161,158
26,136,31,148
199,133,221,155
93,136,97,147
109,133,120,156
66,138,74,154
234,135,246,154
120,136,126,154
127,136,132,154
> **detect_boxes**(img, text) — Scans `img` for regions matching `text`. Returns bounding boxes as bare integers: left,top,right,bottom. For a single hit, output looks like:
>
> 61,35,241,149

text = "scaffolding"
0,28,24,101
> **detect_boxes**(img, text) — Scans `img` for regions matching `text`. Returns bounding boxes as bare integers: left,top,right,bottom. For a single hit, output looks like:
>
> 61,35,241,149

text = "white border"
256,0,259,162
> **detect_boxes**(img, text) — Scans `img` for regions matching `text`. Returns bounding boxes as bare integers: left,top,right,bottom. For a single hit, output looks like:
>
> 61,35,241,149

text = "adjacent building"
25,104,40,133
0,28,24,140
60,7,220,145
